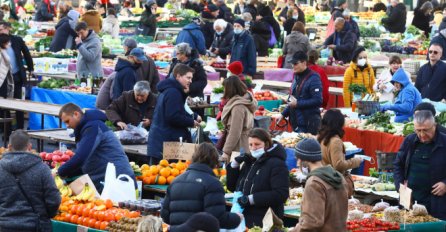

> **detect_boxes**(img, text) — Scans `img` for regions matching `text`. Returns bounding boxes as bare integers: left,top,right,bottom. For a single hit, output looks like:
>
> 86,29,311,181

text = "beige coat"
221,93,257,156
292,175,348,232
0,49,14,98
81,10,102,33
321,136,361,174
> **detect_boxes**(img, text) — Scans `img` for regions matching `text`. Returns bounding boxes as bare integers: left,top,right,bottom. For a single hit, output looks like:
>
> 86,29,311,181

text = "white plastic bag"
101,163,136,202
204,117,219,135
219,191,245,232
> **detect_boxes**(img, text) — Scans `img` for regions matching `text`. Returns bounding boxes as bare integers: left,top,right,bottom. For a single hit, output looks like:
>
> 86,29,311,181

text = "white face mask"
234,28,243,34
292,15,298,19
250,148,265,159
357,58,366,67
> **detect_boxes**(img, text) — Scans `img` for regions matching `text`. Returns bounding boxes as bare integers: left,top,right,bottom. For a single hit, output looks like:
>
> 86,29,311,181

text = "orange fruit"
213,169,219,176
143,176,151,185
100,221,109,230
77,216,84,225
97,211,105,221
167,176,175,184
170,168,180,177
70,215,79,224
159,159,169,167
176,161,186,171
185,160,192,165
82,207,90,217
104,212,115,222
115,212,124,221
150,165,159,175
149,175,157,184
76,205,84,216
64,213,72,222
129,211,140,218
220,169,226,176
141,164,150,171
94,220,101,229
157,176,167,185
170,163,177,168
82,217,90,226
88,218,97,228
180,169,185,174
160,167,171,177
105,199,113,209
70,205,78,215
143,170,152,177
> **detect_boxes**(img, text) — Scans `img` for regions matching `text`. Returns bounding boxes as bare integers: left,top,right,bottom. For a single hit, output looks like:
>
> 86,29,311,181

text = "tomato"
88,218,97,228
100,221,109,230
82,207,90,217
94,220,101,229
70,215,79,224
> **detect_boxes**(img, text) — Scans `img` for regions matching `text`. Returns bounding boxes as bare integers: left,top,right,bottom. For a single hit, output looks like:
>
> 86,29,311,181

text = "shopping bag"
101,163,136,202
219,191,246,232
115,124,148,144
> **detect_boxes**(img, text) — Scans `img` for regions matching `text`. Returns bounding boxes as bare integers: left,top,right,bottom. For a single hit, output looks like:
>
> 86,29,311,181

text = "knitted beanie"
294,138,322,162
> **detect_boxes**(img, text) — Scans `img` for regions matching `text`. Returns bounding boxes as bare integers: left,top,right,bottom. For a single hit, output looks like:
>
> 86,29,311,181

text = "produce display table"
258,100,282,111
396,221,446,232
30,87,97,129
52,220,105,232
343,127,405,175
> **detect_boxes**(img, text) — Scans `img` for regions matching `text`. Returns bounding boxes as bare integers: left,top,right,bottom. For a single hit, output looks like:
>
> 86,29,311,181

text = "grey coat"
0,152,61,232
76,30,104,76
283,31,312,69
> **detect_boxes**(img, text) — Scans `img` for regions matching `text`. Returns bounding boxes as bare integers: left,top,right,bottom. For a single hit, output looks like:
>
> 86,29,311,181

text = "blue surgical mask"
250,148,265,159
216,31,222,35
234,28,243,34
292,15,298,19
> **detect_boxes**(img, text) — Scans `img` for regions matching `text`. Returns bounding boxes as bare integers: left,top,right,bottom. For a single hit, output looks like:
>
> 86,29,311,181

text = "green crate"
157,20,189,28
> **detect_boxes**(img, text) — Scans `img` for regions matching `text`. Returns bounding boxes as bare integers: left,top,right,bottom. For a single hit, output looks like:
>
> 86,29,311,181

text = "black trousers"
13,73,24,129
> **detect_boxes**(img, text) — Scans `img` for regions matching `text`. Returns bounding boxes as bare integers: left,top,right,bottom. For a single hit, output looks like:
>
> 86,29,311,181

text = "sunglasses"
429,50,439,54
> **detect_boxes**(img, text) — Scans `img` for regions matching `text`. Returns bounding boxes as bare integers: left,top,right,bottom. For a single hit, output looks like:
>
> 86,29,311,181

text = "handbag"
344,171,355,198
6,171,41,232
215,129,228,151
268,25,278,48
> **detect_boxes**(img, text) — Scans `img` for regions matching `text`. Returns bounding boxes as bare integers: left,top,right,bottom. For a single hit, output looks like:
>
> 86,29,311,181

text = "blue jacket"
394,129,446,220
161,163,241,229
58,110,135,192
282,68,323,135
415,61,446,102
0,152,61,231
147,77,195,159
381,68,422,123
49,16,77,52
230,30,257,76
175,23,207,55
113,58,138,100
324,23,358,63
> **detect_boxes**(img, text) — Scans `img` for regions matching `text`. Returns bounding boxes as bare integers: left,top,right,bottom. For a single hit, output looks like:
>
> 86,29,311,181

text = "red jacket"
308,64,329,108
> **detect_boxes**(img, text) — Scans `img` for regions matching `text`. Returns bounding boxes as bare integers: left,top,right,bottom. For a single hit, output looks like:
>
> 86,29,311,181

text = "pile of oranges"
139,160,191,185
53,197,141,230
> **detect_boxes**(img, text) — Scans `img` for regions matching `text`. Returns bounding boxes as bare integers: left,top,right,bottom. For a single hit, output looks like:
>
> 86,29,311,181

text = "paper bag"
101,163,136,202
163,142,198,160
399,184,412,210
69,174,101,198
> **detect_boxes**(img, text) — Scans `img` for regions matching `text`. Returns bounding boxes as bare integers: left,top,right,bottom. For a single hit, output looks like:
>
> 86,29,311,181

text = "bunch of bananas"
59,185,73,197
73,184,96,201
55,176,64,189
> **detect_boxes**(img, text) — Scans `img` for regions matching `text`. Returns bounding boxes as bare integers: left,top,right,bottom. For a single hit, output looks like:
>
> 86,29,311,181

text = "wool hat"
414,102,436,116
123,38,137,50
228,61,244,75
289,51,308,64
234,18,245,28
207,4,219,12
294,138,322,162
129,47,148,62
171,212,220,232
351,46,366,63
337,0,347,6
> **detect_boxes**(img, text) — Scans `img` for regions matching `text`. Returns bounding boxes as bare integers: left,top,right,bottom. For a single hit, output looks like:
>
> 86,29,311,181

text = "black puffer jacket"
381,3,407,33
201,11,217,49
226,142,290,228
210,23,234,59
161,163,241,229
251,20,271,56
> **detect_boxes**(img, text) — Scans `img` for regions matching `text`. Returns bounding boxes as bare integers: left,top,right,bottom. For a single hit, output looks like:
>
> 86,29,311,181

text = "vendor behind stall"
56,103,136,192
106,81,157,130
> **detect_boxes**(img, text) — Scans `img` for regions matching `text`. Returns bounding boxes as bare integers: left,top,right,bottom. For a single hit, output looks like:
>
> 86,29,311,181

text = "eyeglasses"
358,56,367,59
414,125,435,134
429,50,439,55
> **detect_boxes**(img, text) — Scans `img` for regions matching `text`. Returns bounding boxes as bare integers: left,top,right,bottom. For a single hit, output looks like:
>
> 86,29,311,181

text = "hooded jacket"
81,10,102,33
147,77,196,159
415,60,446,101
293,166,348,232
374,69,410,103
381,69,422,123
66,10,80,50
168,55,207,98
343,62,375,107
226,142,290,228
176,23,207,55
282,68,323,135
283,31,312,69
430,30,446,60
50,16,78,52
210,23,234,59
381,3,407,33
76,30,103,77
57,110,135,192
34,0,55,21
0,152,61,232
113,58,139,100
221,93,257,156
324,23,358,63
136,57,160,94
161,163,241,229
230,30,257,76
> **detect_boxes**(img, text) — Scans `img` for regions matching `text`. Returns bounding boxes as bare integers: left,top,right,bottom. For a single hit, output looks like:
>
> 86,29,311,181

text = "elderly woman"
106,81,157,130
209,19,234,59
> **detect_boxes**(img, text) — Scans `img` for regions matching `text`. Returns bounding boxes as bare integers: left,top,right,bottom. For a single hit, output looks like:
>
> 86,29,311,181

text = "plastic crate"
402,60,421,75
356,100,380,116
376,151,398,171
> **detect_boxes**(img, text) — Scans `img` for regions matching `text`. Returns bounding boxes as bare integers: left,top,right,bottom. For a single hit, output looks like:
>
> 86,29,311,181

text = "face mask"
250,148,265,159
50,1,55,5
234,28,243,34
357,58,366,67
300,161,310,175
216,31,222,35
292,15,298,19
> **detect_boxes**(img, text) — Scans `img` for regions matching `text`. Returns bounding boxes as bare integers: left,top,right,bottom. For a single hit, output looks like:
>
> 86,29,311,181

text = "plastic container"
285,148,297,170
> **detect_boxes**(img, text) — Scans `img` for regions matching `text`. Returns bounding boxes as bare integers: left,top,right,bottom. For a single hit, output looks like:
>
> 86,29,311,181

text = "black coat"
49,16,77,52
412,8,431,36
218,4,234,23
284,18,296,36
34,1,55,21
10,35,33,84
373,2,387,12
251,20,271,56
140,9,157,36
201,11,217,49
210,23,234,59
331,7,343,20
415,61,446,101
161,163,241,229
324,23,358,63
168,55,207,98
182,1,204,12
226,143,290,228
381,3,407,33
233,3,245,15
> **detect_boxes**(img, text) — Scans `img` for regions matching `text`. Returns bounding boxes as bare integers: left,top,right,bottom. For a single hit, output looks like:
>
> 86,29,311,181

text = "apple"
39,152,47,160
53,150,62,156
65,150,74,157
61,154,70,162
45,153,53,161
60,162,66,166
52,155,61,162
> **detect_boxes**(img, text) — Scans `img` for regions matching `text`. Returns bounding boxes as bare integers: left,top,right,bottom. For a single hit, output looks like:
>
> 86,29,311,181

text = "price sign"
163,142,198,161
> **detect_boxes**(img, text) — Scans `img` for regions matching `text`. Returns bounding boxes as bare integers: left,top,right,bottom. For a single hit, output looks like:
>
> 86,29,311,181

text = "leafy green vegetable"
435,112,446,126
403,122,414,136
212,86,224,94
217,121,224,131
359,25,381,37
405,25,422,35
348,83,367,94
366,112,395,133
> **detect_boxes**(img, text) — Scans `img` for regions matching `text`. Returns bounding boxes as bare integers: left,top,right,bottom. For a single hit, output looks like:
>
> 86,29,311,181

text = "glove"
380,103,390,112
234,153,249,164
237,195,250,208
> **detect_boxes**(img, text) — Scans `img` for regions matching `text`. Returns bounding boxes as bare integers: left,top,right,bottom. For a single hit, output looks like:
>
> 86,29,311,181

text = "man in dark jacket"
342,9,360,40
393,110,446,220
201,4,220,49
381,0,407,33
230,19,257,76
278,51,323,135
148,64,202,164
49,14,78,52
0,22,34,129
106,81,157,130
113,48,148,100
34,0,56,21
210,19,234,59
430,28,446,60
0,130,61,232
176,18,207,55
57,103,136,192
215,0,234,23
415,43,446,101
414,102,446,134
162,143,241,229
250,14,271,56
324,18,358,64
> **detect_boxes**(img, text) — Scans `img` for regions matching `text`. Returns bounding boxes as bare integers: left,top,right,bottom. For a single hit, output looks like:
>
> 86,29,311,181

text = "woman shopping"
373,55,410,103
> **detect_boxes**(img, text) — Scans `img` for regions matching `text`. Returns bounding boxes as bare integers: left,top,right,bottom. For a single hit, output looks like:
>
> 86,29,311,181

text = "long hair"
318,109,345,146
